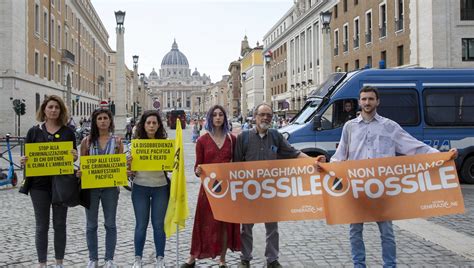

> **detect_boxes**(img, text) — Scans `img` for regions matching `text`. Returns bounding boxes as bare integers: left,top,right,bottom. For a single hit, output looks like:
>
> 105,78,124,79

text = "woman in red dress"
181,105,241,268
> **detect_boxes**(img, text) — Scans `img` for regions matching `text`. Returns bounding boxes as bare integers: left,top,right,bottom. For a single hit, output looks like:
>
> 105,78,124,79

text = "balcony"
365,32,372,43
61,49,75,65
353,36,359,48
395,16,404,31
379,25,387,38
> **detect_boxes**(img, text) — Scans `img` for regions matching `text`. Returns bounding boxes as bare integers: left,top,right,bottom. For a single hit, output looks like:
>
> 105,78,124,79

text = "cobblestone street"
1,126,473,267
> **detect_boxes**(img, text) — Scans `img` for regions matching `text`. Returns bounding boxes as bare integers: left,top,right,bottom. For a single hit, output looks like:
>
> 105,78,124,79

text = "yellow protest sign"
130,139,175,171
80,154,128,189
25,142,74,177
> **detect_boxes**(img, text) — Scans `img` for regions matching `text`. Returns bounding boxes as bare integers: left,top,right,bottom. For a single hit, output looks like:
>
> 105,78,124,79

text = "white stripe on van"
292,142,338,152
363,83,416,87
423,83,474,87
450,137,474,149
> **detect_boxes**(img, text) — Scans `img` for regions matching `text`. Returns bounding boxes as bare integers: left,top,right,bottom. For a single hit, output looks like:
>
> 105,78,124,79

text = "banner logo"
203,172,229,198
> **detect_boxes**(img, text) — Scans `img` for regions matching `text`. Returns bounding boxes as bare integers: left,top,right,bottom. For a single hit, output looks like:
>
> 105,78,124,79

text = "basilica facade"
147,40,211,115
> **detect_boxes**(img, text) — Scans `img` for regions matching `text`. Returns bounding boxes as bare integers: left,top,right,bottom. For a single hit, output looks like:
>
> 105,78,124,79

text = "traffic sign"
99,100,109,109
153,100,160,109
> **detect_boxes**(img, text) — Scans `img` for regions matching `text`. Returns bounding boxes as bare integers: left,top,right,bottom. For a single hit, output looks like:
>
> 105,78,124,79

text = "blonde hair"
36,95,69,126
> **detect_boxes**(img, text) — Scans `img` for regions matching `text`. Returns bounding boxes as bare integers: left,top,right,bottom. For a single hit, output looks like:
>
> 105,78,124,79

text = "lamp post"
132,55,139,119
320,10,332,82
114,10,127,136
264,51,272,105
241,72,247,119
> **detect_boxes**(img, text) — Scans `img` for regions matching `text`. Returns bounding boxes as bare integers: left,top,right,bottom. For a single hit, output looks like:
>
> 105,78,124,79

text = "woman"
181,105,241,268
191,119,201,143
21,95,78,268
130,110,169,268
78,108,123,268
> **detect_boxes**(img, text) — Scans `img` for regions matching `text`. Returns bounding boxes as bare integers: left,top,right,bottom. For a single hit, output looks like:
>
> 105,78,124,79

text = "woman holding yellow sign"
129,110,169,268
77,108,123,268
182,105,241,268
20,95,78,268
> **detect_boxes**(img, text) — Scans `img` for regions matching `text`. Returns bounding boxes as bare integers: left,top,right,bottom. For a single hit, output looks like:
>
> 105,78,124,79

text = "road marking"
394,218,474,260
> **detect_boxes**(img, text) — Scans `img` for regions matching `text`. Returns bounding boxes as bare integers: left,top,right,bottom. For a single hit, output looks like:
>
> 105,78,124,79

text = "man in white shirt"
318,86,458,268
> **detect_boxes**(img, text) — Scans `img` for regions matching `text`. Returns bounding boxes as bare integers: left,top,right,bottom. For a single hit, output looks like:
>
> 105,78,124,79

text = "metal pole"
17,114,20,137
176,224,179,268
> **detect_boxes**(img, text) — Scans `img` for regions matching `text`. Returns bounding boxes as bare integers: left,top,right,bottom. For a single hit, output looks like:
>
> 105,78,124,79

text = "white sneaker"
155,256,165,268
87,260,98,268
105,260,117,268
132,256,142,268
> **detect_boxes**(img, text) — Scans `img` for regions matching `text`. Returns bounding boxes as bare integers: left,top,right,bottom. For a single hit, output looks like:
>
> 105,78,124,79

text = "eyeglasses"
257,113,273,118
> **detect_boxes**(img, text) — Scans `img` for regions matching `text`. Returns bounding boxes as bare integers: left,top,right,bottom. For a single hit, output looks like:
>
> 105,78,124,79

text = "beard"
258,122,271,130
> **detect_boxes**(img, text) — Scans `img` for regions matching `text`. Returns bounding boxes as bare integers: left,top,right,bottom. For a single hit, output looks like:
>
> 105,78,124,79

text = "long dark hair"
136,110,167,139
204,105,230,135
89,108,115,143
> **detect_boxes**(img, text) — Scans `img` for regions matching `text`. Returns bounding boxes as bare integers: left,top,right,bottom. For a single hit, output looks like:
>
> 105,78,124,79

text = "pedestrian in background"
234,103,309,268
129,110,169,268
191,119,200,143
77,108,123,268
319,86,458,267
21,95,78,268
181,105,241,268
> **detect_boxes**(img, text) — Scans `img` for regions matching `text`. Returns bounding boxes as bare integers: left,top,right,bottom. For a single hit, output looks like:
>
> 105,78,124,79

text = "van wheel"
461,156,474,184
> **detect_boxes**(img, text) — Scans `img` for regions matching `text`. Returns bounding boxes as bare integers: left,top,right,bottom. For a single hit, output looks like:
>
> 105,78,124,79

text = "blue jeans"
132,184,169,257
349,221,396,268
85,187,119,261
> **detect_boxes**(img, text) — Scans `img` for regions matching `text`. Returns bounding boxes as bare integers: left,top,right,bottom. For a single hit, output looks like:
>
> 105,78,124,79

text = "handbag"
51,172,81,207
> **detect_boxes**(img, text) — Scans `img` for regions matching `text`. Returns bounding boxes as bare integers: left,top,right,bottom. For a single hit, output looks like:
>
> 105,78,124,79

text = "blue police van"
280,68,474,183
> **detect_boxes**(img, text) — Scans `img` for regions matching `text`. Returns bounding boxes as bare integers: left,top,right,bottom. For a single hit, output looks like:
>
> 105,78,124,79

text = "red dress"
190,133,241,259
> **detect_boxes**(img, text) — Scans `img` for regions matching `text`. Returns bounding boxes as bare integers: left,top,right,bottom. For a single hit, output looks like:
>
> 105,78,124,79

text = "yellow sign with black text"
80,154,128,189
25,142,74,176
130,139,175,171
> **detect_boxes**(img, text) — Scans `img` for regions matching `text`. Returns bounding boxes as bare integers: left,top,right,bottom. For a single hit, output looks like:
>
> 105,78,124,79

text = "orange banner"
200,158,325,223
319,152,465,225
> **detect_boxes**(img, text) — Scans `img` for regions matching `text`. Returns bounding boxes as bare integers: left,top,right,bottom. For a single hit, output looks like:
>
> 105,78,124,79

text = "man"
234,103,311,268
320,86,458,267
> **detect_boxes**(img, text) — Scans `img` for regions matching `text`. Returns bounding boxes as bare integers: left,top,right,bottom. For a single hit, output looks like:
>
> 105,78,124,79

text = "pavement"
0,125,473,267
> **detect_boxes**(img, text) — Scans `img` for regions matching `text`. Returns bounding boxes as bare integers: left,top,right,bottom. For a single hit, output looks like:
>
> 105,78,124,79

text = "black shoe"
180,261,195,268
238,260,250,268
267,260,282,268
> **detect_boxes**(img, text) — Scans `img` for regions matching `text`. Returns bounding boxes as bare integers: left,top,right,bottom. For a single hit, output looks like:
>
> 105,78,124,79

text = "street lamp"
264,51,272,64
114,11,126,27
242,72,247,81
320,11,332,33
133,55,139,67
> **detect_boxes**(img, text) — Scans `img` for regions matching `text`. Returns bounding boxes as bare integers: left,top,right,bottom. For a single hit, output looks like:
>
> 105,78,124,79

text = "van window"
424,88,474,126
378,89,419,126
320,99,357,129
292,99,322,124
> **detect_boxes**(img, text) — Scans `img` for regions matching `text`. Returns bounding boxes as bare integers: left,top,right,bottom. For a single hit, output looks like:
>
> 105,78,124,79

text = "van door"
362,84,423,141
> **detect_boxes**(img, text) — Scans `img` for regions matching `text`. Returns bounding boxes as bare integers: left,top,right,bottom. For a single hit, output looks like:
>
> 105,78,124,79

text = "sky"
92,0,292,82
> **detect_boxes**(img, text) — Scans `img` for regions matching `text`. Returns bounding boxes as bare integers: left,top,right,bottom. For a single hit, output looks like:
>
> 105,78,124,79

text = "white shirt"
331,113,438,162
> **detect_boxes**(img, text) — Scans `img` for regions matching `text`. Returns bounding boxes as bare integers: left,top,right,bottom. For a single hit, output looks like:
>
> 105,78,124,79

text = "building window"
343,24,349,52
355,59,360,69
397,45,404,66
395,0,404,31
354,17,360,48
34,4,40,34
51,18,55,47
355,0,358,5
381,50,387,66
43,11,48,41
57,25,61,50
34,52,39,75
461,0,474,20
365,11,372,43
343,0,348,12
43,56,48,78
334,4,338,18
379,3,387,38
344,63,349,72
462,38,474,61
367,55,372,68
51,60,55,80
58,63,61,84
36,93,40,112
334,29,339,56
